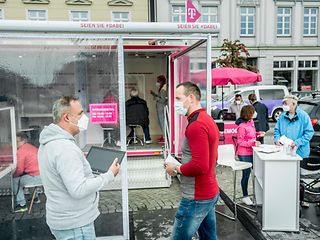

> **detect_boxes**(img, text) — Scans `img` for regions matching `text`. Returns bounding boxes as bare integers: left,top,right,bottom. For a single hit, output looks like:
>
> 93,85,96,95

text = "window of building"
304,7,318,36
277,7,291,36
27,10,47,21
112,12,130,22
70,11,89,22
273,60,294,91
273,60,293,69
298,60,318,91
172,5,185,23
240,7,255,36
201,6,218,23
0,9,3,19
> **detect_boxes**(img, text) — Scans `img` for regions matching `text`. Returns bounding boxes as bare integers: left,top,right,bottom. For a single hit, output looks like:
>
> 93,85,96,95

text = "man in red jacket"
165,82,220,240
13,132,42,212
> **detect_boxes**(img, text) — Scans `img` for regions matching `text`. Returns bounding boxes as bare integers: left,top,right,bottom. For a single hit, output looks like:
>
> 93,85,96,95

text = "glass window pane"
312,61,318,67
274,61,280,68
288,61,293,68
305,61,311,67
299,61,304,68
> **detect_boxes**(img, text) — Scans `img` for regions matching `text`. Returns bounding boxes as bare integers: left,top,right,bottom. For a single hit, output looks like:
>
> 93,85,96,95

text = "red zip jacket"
180,108,220,200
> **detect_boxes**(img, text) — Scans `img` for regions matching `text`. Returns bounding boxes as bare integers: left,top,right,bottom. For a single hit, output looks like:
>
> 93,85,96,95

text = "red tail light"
311,118,318,126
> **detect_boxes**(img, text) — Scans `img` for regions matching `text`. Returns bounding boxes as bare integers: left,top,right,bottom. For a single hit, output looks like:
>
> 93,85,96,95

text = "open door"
0,107,17,211
169,36,212,156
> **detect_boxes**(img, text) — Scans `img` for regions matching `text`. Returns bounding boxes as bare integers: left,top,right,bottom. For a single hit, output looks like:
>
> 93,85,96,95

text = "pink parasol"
191,67,262,86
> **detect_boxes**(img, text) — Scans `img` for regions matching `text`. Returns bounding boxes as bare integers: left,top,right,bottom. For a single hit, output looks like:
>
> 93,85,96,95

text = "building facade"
156,0,320,92
0,0,148,22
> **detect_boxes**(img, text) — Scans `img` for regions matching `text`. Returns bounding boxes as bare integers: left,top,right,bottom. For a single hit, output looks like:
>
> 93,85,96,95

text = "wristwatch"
173,165,178,175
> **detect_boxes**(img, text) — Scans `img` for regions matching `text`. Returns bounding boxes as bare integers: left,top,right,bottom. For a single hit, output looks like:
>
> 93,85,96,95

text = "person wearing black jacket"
126,89,152,144
248,93,269,144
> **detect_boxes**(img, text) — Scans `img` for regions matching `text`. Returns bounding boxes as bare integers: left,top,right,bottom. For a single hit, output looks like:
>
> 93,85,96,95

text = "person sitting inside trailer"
126,89,152,144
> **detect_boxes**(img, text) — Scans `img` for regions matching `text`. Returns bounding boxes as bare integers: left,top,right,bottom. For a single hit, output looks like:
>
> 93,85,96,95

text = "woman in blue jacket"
274,95,314,158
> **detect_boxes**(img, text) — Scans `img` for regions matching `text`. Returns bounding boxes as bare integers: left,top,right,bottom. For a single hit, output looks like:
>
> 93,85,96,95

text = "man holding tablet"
38,96,120,240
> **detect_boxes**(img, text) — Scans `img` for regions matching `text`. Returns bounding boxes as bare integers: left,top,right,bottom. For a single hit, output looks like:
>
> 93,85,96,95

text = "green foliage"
215,39,258,72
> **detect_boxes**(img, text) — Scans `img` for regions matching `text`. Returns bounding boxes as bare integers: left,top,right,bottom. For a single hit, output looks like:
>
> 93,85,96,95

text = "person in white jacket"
38,96,120,240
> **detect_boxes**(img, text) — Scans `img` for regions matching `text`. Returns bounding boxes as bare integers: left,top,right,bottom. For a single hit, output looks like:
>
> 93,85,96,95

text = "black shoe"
14,204,28,213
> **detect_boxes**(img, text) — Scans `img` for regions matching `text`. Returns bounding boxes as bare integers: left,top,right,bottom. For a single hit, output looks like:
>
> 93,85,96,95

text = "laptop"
223,112,236,121
86,146,126,174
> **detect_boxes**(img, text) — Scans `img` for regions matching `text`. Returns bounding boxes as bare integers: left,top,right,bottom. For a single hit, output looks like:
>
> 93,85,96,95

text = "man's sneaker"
301,201,310,208
241,196,253,206
145,140,153,144
14,204,28,213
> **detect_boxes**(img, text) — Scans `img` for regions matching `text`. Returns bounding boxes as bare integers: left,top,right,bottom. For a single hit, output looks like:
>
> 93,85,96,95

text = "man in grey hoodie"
38,96,120,239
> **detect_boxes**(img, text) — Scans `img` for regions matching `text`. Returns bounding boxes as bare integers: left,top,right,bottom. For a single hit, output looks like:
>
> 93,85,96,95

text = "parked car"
292,91,317,99
298,93,320,156
211,85,289,121
273,76,289,86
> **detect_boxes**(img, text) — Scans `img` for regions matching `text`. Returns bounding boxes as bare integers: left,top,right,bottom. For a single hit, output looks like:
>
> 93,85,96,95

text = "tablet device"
86,146,125,174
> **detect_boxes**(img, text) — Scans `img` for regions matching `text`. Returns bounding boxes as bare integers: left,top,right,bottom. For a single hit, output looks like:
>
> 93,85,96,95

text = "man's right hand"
109,158,120,177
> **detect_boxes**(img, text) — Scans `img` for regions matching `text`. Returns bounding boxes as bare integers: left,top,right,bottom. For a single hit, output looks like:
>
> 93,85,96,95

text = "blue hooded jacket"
274,107,314,158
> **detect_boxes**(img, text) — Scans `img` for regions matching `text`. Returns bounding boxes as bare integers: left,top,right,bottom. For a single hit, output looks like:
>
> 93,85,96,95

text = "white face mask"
282,105,290,112
70,114,89,131
235,100,241,105
174,101,188,116
156,82,161,87
253,111,258,119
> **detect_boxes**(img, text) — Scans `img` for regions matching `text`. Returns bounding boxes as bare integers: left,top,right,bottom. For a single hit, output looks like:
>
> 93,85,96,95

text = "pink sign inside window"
89,103,118,124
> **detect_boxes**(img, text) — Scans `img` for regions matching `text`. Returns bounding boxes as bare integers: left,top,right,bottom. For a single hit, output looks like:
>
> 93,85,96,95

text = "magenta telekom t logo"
186,0,201,22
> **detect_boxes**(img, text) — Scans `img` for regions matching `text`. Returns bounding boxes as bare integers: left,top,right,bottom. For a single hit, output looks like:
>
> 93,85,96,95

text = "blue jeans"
238,155,253,197
50,222,96,240
13,175,42,206
172,194,219,240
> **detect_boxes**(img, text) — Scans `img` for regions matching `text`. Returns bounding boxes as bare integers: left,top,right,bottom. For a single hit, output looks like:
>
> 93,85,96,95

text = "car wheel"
273,108,283,122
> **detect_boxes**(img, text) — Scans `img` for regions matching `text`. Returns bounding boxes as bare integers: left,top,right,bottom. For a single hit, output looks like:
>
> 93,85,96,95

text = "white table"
253,146,302,232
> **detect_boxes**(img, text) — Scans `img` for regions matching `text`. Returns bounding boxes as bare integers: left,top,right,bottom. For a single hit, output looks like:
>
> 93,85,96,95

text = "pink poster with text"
89,103,118,124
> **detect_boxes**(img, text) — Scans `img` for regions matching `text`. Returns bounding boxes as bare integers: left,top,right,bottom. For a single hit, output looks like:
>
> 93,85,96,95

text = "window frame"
277,7,292,36
171,4,186,23
201,5,218,23
69,10,90,22
111,11,130,22
303,7,318,36
26,9,48,21
240,6,255,36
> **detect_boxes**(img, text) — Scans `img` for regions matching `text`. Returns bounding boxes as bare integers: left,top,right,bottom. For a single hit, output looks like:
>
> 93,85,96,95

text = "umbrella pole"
221,85,224,110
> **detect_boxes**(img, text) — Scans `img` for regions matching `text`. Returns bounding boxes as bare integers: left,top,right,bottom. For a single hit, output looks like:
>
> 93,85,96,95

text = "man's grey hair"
52,96,79,124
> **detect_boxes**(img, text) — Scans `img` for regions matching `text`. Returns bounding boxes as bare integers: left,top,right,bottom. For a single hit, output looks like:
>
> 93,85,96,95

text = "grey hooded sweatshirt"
38,124,114,230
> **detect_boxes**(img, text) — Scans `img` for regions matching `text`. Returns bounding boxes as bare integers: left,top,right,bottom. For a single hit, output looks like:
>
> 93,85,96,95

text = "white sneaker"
116,141,121,147
241,196,253,206
145,140,153,144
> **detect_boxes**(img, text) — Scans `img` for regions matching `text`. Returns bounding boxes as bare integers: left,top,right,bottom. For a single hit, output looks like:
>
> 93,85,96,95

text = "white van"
212,85,289,121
